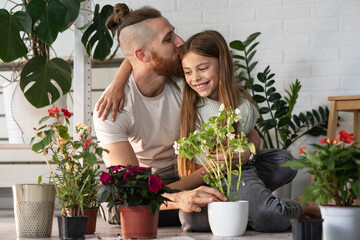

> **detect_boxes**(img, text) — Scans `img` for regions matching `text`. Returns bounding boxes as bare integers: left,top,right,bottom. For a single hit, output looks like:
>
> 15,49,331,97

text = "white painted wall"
1,0,360,201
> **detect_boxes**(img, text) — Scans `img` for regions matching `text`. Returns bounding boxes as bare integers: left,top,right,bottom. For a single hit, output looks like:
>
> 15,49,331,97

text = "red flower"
48,107,60,117
320,137,328,144
61,108,72,118
338,130,355,144
298,146,307,154
109,165,122,172
100,172,111,184
148,174,162,192
84,139,92,149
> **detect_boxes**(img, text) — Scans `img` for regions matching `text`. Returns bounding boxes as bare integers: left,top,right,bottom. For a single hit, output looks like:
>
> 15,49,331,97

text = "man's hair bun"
106,3,130,30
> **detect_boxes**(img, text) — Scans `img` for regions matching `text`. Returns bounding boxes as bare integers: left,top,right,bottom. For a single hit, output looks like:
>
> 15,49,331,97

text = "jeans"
179,149,302,232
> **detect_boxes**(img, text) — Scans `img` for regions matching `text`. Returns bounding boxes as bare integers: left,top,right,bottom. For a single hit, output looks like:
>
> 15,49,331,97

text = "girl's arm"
167,165,204,190
96,58,132,121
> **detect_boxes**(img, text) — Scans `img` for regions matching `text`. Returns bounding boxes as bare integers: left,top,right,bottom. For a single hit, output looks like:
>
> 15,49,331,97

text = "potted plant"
0,0,114,143
174,105,256,237
31,107,107,238
99,164,177,239
283,130,360,240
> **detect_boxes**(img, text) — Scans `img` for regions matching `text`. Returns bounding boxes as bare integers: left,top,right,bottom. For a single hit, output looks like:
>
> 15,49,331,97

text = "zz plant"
230,32,330,149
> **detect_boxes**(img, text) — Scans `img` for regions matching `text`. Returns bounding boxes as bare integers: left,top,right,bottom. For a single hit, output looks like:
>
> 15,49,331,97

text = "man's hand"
96,83,125,122
165,186,227,213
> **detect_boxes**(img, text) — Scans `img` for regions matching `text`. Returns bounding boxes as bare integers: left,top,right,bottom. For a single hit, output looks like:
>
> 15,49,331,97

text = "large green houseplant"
0,0,115,108
229,33,330,150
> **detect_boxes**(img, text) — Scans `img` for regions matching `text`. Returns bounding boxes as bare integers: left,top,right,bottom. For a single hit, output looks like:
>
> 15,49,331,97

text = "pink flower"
61,108,72,118
148,174,162,193
84,139,92,149
109,165,122,172
338,130,355,144
298,146,307,154
100,172,111,184
48,107,59,117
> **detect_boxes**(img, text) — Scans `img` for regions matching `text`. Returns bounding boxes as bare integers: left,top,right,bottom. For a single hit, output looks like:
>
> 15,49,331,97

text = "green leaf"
229,40,245,51
252,94,266,103
39,116,51,124
0,10,32,62
247,42,259,55
81,4,114,61
351,180,360,199
249,62,258,72
244,32,261,47
259,107,270,114
59,0,80,30
232,54,245,60
32,142,43,153
86,154,97,166
37,175,42,185
266,87,276,96
278,117,291,128
281,160,307,170
268,93,281,102
252,84,264,92
27,0,66,45
20,56,71,108
266,80,275,87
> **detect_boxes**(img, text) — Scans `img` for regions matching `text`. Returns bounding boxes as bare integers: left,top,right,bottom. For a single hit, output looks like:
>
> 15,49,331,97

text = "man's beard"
151,52,184,78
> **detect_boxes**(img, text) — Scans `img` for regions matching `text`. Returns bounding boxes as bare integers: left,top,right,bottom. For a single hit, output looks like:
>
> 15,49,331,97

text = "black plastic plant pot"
290,218,323,240
57,215,88,240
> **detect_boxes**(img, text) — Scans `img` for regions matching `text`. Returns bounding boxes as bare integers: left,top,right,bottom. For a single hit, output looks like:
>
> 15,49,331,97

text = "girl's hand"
96,83,125,122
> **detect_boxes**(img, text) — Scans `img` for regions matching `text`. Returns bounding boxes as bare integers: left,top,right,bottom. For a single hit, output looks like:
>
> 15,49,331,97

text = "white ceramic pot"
320,205,360,240
2,82,67,143
13,184,56,238
208,200,249,237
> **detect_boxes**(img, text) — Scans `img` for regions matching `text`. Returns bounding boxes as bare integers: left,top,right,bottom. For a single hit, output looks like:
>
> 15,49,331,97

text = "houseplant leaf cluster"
0,1,115,108
229,33,330,150
283,130,360,206
99,165,178,215
31,107,107,216
174,105,256,201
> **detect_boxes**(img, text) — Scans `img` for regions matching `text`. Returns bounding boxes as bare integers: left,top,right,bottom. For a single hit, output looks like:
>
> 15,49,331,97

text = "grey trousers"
179,149,302,233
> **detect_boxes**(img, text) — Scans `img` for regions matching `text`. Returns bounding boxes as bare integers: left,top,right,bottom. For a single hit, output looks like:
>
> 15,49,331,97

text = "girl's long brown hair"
177,30,254,178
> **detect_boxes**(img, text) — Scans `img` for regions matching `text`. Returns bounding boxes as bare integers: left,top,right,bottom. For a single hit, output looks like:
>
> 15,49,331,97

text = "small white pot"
208,200,249,237
320,205,360,240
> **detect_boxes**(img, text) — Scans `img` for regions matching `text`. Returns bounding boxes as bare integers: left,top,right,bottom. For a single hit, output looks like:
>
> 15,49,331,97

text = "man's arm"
102,141,139,167
96,58,132,122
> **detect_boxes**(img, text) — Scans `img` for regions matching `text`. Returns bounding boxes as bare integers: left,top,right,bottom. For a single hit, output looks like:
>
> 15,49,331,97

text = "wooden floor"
0,209,292,240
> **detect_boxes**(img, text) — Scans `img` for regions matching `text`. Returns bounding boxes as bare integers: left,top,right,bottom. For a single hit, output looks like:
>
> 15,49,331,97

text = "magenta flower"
148,174,162,192
100,172,111,184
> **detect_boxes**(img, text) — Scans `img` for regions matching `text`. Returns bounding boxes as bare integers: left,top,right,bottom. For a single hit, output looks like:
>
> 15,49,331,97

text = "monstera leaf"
26,0,66,45
81,4,114,62
0,9,32,62
59,0,80,31
20,56,72,108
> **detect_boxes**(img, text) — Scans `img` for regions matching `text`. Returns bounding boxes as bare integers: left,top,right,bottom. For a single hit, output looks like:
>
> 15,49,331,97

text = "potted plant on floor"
174,105,256,237
31,107,107,238
0,0,114,143
99,164,177,239
283,130,360,240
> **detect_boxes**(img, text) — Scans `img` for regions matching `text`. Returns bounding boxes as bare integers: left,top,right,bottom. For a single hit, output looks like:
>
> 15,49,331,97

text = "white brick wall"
1,0,360,198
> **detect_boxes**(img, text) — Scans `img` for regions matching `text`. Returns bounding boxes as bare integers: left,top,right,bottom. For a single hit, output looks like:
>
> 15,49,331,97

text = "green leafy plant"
0,1,115,108
99,165,177,215
283,130,360,206
174,106,256,201
31,107,107,215
229,32,330,150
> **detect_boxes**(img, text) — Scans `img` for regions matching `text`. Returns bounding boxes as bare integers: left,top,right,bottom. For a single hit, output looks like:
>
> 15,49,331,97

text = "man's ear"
134,48,151,63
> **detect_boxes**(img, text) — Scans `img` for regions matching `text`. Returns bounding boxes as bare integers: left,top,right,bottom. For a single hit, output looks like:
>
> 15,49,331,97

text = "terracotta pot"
65,207,99,234
119,205,159,239
84,207,98,234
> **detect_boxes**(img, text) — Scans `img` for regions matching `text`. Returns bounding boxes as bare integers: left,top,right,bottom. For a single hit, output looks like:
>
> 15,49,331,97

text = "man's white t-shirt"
93,74,183,183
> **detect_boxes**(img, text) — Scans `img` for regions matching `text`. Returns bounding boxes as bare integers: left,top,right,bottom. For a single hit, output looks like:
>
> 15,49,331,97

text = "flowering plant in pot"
283,130,360,240
174,105,256,236
99,164,177,239
31,107,108,237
